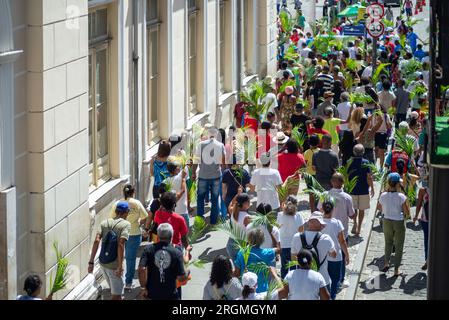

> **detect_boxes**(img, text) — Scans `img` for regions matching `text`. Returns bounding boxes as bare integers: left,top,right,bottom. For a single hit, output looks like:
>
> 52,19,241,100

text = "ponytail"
123,184,135,200
242,285,254,300
232,203,241,222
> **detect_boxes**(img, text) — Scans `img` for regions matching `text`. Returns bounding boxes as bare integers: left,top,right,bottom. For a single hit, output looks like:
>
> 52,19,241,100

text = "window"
188,0,198,116
147,0,160,143
219,1,226,93
88,7,110,188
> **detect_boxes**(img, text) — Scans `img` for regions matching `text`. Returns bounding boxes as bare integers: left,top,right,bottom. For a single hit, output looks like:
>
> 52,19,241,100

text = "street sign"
366,3,385,21
366,20,385,38
342,24,367,37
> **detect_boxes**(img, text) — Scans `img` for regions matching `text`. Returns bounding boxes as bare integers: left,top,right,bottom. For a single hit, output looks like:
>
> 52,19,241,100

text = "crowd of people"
18,1,431,302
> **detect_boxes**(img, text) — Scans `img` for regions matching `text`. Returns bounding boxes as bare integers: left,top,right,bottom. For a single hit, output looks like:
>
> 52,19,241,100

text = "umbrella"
337,4,366,18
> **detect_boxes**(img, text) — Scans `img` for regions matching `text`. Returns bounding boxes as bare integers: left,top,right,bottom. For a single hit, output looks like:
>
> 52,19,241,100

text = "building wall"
1,0,278,299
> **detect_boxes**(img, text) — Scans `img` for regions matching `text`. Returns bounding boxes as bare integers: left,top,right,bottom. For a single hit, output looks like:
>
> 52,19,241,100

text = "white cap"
242,272,258,288
308,211,327,225
410,111,420,119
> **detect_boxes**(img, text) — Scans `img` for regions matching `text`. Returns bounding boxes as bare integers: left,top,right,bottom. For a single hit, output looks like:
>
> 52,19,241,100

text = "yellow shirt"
304,147,320,175
317,60,328,67
110,198,148,236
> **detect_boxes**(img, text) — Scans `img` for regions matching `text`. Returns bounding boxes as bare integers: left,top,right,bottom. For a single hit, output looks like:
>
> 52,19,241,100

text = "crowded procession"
6,0,449,304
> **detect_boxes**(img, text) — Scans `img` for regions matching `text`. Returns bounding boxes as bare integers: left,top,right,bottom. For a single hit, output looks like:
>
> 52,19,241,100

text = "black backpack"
300,232,325,272
99,220,122,264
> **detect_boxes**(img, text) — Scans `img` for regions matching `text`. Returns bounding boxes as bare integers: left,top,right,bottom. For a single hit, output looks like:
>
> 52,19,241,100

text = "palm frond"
276,178,300,204
214,219,248,251
278,79,296,95
302,172,325,192
395,131,416,158
296,97,310,110
187,259,207,269
372,63,390,84
291,126,307,148
279,11,293,33
405,18,424,28
382,18,395,29
249,211,279,229
345,58,360,72
265,279,284,300
440,85,449,96
337,159,358,194
349,92,375,105
49,242,69,295
409,83,428,100
247,262,271,280
188,216,207,244
188,180,198,206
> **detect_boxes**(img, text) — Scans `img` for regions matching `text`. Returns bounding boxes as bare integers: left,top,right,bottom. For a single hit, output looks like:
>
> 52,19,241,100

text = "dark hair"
396,158,406,175
297,249,313,269
286,139,299,153
256,203,273,216
321,134,332,145
283,71,290,79
24,275,42,296
167,161,180,174
123,184,135,200
242,285,255,300
267,111,276,118
361,77,370,86
309,134,320,147
388,180,400,189
322,199,334,214
157,140,172,158
233,193,250,222
360,117,368,131
155,183,167,199
210,255,233,289
261,121,271,130
314,117,325,129
382,80,392,91
160,192,177,212
281,62,288,69
219,128,226,144
409,117,418,128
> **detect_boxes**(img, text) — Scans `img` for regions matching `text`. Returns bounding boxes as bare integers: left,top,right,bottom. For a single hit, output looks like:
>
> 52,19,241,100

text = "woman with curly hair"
203,255,242,300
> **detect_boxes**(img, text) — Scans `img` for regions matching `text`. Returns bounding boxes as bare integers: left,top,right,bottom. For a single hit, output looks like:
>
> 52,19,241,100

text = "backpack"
391,150,409,174
300,232,325,272
99,220,122,264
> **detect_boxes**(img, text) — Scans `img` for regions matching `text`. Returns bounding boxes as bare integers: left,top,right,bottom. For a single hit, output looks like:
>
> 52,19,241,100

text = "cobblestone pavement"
355,207,428,300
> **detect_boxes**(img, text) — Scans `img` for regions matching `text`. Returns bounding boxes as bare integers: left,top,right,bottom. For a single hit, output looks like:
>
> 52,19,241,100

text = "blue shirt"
407,33,418,52
348,157,371,196
235,247,276,293
153,159,169,187
414,50,426,61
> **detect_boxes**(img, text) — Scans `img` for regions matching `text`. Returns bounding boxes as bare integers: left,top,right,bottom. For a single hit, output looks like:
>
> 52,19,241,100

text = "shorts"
375,132,388,150
351,194,371,211
102,267,125,296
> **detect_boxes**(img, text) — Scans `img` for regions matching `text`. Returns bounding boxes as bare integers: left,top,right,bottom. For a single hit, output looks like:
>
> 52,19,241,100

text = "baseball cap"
242,272,258,288
116,201,130,213
260,152,272,165
308,211,327,225
388,173,401,183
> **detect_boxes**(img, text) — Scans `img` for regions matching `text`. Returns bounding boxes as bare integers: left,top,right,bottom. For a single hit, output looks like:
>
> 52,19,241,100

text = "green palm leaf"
188,180,197,206
249,211,279,230
278,79,296,95
349,92,375,105
214,219,248,251
337,159,358,194
395,131,416,158
345,58,360,72
276,178,300,203
188,216,207,244
49,242,69,296
372,63,390,85
291,126,307,148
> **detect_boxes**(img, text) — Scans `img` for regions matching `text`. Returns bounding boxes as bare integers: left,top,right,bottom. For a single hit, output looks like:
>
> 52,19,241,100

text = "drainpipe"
132,0,140,196
236,0,242,97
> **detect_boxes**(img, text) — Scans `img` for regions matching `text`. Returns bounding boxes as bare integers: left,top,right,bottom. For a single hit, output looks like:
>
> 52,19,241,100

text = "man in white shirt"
290,212,337,289
300,42,312,59
249,152,283,210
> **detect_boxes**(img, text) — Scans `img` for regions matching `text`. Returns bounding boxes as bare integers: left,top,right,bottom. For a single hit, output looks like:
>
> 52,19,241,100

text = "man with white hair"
138,223,190,300
192,126,226,225
348,144,375,236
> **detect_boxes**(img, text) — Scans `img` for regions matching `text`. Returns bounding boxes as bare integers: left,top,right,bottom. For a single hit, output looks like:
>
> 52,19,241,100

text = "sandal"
421,263,428,271
394,268,402,277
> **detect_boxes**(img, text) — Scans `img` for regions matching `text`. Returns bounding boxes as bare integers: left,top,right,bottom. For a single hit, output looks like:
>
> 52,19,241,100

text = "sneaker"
341,280,350,289
421,263,428,271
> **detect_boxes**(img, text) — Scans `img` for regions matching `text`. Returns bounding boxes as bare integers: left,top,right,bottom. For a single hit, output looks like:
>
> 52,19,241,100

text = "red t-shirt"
307,126,330,147
290,34,300,45
385,41,395,54
243,113,259,133
154,210,188,247
278,152,306,182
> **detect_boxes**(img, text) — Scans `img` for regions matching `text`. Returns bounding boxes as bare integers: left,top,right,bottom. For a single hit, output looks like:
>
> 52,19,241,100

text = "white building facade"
0,0,277,299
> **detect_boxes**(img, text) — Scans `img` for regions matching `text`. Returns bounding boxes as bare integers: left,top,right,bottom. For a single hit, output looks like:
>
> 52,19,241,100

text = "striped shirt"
317,73,334,91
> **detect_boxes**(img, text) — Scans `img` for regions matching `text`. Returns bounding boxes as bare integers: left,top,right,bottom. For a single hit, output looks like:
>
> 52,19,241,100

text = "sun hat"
308,211,327,225
273,132,290,145
285,86,294,95
242,272,258,288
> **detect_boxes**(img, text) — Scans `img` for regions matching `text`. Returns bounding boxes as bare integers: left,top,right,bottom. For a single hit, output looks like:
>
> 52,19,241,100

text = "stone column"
257,0,278,77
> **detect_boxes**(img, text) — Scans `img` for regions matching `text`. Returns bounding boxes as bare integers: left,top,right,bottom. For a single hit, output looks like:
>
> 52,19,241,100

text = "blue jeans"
125,235,142,285
328,260,343,300
197,178,221,225
420,220,429,261
281,248,292,279
219,183,227,221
